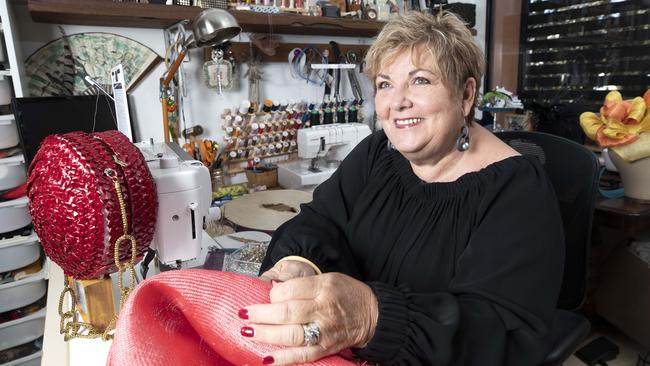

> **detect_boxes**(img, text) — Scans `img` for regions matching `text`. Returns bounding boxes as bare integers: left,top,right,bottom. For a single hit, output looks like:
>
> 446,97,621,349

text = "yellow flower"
579,89,650,149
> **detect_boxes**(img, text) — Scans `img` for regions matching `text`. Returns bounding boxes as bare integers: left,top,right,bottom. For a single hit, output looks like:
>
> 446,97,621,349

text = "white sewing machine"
135,140,212,267
278,123,371,189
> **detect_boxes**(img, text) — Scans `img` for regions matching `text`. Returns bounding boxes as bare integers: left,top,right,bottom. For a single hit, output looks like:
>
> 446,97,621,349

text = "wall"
14,3,487,183
14,3,376,146
489,0,521,93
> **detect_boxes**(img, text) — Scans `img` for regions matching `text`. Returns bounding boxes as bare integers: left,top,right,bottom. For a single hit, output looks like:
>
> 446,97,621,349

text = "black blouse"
261,130,564,365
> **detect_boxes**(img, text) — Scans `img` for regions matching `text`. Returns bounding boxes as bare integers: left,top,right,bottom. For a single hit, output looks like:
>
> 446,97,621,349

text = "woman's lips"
394,118,423,129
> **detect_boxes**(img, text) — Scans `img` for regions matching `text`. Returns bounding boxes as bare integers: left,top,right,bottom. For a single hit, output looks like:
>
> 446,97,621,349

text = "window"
518,0,650,110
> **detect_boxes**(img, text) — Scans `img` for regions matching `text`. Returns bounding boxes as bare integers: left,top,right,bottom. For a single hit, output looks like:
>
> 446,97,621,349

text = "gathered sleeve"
260,133,381,278
353,165,565,365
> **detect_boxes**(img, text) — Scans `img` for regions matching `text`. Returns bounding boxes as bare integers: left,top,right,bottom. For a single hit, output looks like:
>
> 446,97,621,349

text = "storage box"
595,245,650,350
0,233,40,273
0,196,31,234
245,168,278,188
0,154,26,191
223,242,269,277
0,269,47,313
0,308,46,352
0,114,19,149
0,350,42,366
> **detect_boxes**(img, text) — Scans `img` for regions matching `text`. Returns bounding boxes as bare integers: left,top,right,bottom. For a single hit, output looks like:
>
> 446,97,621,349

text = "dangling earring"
456,120,471,152
386,140,395,151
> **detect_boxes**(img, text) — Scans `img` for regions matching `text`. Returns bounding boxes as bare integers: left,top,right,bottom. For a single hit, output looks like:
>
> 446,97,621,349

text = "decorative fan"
25,32,161,97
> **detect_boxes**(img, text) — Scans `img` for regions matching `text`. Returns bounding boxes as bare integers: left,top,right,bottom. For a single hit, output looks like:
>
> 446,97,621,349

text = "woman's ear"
462,77,477,117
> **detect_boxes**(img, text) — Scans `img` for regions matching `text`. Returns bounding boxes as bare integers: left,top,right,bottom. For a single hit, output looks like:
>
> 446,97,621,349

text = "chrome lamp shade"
191,9,241,48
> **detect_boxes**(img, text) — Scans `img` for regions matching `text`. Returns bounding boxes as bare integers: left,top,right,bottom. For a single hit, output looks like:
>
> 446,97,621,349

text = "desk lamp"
161,9,241,143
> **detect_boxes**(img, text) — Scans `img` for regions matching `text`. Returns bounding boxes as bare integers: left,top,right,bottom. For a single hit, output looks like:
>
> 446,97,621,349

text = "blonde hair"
365,11,484,120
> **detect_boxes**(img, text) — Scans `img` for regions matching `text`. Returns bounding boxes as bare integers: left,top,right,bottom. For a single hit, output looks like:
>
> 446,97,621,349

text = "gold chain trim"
58,165,137,341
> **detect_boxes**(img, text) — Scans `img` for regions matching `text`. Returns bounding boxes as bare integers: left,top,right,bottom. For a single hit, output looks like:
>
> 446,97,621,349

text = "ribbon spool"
27,131,158,340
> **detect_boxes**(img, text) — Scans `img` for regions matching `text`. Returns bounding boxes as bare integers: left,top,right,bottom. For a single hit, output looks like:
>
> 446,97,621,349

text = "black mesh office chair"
496,131,599,366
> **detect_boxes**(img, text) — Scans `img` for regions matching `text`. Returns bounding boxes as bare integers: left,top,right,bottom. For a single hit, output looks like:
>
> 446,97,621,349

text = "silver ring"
302,322,320,346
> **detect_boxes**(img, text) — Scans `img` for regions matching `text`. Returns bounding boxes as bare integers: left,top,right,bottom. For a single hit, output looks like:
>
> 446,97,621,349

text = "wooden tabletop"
595,196,650,217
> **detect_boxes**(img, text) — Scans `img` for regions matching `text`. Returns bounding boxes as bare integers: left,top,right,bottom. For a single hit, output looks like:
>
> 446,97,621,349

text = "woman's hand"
240,273,379,365
259,259,317,282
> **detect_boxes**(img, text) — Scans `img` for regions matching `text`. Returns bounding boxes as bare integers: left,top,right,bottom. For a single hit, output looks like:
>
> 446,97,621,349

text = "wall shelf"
27,0,386,37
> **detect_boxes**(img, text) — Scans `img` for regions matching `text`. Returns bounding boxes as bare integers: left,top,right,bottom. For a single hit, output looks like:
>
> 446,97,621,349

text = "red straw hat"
27,131,157,279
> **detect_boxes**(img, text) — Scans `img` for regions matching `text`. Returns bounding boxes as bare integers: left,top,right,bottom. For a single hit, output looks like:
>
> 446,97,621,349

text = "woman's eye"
376,81,391,89
413,77,430,85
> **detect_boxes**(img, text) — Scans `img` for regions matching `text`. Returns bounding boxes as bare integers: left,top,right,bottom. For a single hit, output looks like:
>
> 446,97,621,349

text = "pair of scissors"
345,50,363,101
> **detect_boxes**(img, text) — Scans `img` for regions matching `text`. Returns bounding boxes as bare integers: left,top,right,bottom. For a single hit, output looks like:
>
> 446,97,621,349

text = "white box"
0,269,46,313
0,114,18,149
0,308,46,351
0,350,42,366
0,233,40,273
0,196,30,234
0,154,26,191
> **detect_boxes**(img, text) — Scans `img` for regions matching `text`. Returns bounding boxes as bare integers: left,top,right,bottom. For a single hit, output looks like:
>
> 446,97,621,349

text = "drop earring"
386,140,395,151
456,121,470,152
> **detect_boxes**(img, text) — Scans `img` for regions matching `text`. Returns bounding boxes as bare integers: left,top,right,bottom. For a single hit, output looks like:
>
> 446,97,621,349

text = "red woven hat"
27,131,157,280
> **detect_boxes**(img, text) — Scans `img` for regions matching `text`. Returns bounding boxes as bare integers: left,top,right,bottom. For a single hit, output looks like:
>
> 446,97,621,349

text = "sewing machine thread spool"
228,150,237,160
239,100,251,115
250,123,259,135
337,110,347,124
234,115,243,125
262,99,273,113
225,126,233,136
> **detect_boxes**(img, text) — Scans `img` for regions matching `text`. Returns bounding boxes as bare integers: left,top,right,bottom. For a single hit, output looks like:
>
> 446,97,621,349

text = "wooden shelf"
27,0,386,37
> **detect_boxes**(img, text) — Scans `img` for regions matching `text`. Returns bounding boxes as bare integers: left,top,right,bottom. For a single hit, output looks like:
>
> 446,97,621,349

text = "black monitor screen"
12,95,131,166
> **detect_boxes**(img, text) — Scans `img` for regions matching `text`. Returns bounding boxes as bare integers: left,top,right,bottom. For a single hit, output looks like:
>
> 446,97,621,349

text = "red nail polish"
240,326,254,337
262,356,274,365
238,308,249,319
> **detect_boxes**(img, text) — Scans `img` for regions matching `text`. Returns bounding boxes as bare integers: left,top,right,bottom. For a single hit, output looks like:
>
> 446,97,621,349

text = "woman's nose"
389,91,413,110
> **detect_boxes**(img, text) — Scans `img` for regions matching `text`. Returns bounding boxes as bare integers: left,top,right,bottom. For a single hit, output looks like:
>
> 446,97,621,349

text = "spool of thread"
234,115,243,125
337,110,347,124
239,100,251,115
262,99,273,113
348,107,358,123
323,109,333,125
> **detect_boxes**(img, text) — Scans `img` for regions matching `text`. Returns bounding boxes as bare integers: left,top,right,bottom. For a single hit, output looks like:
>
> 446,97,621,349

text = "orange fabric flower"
580,89,650,148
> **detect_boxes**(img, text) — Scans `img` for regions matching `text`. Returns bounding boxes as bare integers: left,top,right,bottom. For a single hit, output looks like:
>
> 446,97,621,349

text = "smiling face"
375,48,473,165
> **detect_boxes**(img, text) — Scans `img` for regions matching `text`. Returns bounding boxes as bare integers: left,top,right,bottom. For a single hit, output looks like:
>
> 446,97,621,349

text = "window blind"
518,0,650,110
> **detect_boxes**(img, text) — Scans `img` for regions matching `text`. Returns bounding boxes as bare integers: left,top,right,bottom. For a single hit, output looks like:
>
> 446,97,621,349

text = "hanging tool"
329,41,343,103
345,50,364,102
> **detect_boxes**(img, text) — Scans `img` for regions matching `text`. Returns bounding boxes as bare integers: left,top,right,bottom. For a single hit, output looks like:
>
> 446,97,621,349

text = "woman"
241,11,564,365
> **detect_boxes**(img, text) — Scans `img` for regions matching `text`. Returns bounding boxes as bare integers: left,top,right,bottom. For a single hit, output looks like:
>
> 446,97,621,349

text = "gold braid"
58,165,138,341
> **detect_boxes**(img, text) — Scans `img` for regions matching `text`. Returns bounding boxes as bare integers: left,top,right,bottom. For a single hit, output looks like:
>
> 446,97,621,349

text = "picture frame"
504,112,533,131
